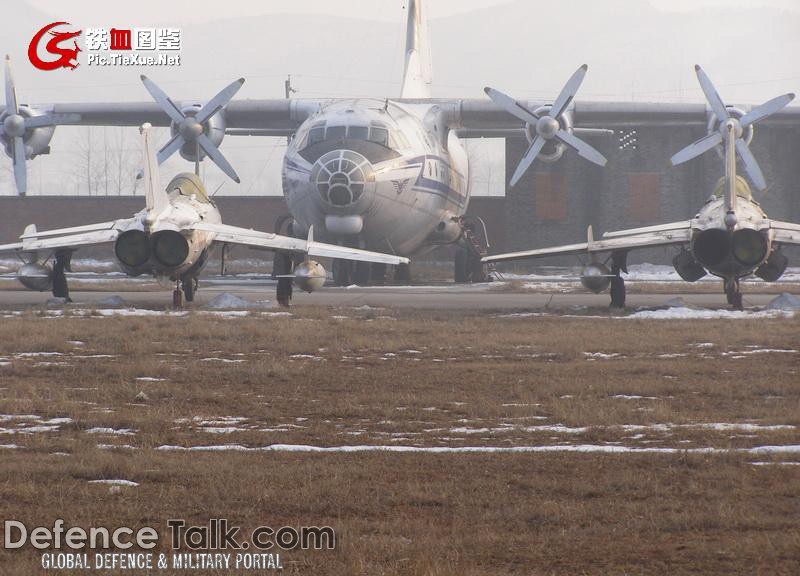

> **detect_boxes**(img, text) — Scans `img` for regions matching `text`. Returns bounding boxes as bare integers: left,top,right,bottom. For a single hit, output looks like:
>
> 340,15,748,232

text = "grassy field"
0,307,798,574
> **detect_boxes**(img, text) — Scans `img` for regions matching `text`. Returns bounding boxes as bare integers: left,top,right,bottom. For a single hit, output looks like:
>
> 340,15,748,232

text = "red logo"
28,22,82,71
110,29,132,50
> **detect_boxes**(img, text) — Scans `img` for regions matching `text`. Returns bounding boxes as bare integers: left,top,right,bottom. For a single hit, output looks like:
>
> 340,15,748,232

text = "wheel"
454,249,468,283
394,263,412,285
332,259,352,286
182,275,195,302
725,279,743,310
274,252,294,307
609,276,626,309
52,253,71,301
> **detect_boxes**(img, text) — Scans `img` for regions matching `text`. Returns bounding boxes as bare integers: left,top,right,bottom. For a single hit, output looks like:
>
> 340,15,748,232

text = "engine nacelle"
755,249,788,282
293,260,326,293
673,248,706,282
17,263,53,291
580,262,612,294
1,106,55,161
173,105,226,162
523,105,574,163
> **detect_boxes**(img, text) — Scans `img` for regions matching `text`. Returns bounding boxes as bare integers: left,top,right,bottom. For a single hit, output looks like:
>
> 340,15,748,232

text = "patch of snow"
627,307,794,320
88,479,139,487
766,293,800,311
85,427,136,436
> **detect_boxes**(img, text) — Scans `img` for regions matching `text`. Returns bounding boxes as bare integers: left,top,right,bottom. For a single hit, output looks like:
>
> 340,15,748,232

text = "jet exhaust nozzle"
731,228,768,267
115,230,151,269
693,229,730,269
151,230,190,268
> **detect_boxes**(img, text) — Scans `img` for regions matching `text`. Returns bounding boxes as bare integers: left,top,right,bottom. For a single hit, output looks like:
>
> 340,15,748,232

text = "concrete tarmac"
0,276,790,310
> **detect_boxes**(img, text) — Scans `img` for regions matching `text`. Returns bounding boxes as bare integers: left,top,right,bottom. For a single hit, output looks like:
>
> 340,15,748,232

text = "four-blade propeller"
670,65,795,191
484,64,607,187
140,75,245,183
0,56,54,195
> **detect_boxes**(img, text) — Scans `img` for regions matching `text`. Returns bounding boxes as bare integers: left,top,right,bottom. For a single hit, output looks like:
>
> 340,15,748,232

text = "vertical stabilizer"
141,123,167,215
723,121,737,217
400,0,433,98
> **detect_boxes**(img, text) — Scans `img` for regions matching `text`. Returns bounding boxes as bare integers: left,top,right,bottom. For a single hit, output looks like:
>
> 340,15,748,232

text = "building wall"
502,124,800,268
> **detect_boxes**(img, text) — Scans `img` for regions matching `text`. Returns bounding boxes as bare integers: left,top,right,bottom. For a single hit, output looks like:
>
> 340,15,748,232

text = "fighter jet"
483,67,800,310
0,124,408,306
2,1,799,287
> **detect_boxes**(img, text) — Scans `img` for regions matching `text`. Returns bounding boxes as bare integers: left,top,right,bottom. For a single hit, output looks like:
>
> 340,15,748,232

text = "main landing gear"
332,259,393,287
725,278,743,310
609,251,628,309
454,217,492,284
52,251,73,302
173,274,198,308
274,252,294,307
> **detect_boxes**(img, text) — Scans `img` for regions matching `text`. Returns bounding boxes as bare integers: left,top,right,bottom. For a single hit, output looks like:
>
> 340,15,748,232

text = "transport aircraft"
0,124,407,306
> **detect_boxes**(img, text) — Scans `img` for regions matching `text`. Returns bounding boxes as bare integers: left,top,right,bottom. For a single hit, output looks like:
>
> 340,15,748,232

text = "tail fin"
400,0,433,98
140,123,167,214
723,121,737,216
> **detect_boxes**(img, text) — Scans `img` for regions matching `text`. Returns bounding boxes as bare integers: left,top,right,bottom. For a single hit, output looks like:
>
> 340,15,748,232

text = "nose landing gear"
725,278,743,310
454,217,493,284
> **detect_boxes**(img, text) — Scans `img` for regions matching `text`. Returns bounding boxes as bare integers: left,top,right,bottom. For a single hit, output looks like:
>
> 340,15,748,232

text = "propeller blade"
156,133,185,165
4,55,18,114
509,136,546,187
550,64,588,118
23,115,55,129
484,87,539,125
694,65,729,123
12,136,26,195
669,132,722,166
196,133,240,183
740,93,795,128
140,75,186,125
556,129,607,167
194,78,245,125
735,139,767,191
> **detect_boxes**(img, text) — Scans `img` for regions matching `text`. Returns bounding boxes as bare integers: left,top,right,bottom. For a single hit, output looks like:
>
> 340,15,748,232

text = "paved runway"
0,275,791,310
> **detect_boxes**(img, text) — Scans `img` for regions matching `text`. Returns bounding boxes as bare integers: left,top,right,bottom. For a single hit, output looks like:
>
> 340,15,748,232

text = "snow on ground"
501,264,800,284
626,307,795,320
88,479,139,487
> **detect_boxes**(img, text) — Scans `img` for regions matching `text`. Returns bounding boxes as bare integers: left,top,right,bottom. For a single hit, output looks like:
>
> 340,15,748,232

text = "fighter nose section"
312,150,375,209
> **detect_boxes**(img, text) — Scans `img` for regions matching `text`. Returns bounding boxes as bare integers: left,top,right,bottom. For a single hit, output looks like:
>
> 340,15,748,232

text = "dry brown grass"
0,309,798,574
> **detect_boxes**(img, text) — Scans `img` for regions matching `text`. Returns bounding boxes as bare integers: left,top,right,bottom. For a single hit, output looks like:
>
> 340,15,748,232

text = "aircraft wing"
483,222,692,264
9,98,800,134
770,220,800,246
192,222,409,266
0,220,133,255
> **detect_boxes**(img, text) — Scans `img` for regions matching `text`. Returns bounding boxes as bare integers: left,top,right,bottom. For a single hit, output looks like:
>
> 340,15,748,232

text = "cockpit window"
348,126,369,140
307,127,325,146
326,126,347,141
368,126,389,147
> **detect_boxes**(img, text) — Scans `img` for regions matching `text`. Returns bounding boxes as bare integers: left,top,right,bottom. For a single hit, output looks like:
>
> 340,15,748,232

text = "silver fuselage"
282,99,469,257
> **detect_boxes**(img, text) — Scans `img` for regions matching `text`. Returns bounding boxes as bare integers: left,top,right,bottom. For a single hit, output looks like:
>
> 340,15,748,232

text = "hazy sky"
7,0,799,196
27,0,800,24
